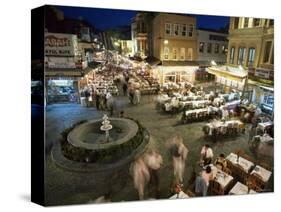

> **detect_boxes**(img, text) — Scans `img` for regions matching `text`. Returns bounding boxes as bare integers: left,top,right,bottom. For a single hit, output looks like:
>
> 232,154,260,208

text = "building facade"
227,17,274,80
131,13,149,58
152,13,197,63
197,29,228,64
119,40,133,56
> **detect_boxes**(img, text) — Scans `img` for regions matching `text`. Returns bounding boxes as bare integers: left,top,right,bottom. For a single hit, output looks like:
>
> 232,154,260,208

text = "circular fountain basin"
67,118,139,150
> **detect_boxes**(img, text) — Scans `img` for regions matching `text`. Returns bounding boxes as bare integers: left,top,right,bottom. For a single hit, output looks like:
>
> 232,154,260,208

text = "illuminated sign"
45,33,78,56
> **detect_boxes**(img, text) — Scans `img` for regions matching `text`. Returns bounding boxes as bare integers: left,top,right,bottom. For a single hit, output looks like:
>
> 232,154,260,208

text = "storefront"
46,78,78,103
45,32,91,104
156,66,197,85
207,66,247,93
259,86,274,115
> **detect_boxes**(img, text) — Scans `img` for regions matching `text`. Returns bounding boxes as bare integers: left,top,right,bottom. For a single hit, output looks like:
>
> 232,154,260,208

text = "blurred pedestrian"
167,134,189,185
143,149,163,198
106,92,114,116
122,83,128,96
135,89,141,105
130,158,150,200
95,90,100,110
195,165,214,196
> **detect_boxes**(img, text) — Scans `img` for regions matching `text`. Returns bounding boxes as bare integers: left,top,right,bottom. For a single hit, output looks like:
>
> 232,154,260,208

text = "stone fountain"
100,114,113,143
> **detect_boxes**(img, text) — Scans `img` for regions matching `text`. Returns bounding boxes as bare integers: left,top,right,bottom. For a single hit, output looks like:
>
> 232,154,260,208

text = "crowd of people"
128,135,234,200
80,86,115,116
129,134,190,200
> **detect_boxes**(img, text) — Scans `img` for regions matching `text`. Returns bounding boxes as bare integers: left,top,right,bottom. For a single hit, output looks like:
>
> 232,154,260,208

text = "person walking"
135,89,141,105
95,90,100,110
130,158,150,200
143,149,163,198
106,92,114,116
122,83,128,96
167,134,189,185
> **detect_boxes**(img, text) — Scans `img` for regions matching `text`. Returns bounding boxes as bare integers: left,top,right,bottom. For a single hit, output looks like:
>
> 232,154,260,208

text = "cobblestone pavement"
45,95,273,206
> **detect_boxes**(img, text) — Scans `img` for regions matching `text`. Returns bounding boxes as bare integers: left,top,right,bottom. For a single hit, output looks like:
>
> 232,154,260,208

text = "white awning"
207,65,248,79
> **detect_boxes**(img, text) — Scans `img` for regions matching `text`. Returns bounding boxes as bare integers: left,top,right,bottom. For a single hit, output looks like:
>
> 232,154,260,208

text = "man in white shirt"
200,144,214,166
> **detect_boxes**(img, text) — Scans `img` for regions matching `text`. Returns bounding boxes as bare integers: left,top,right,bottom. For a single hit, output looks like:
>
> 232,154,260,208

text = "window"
181,24,187,36
244,18,249,28
199,42,205,53
229,47,235,64
207,43,212,53
253,18,260,27
234,17,239,29
248,48,255,66
174,24,179,36
214,44,219,54
188,24,193,37
164,47,169,60
180,48,185,60
269,19,274,27
263,41,272,63
238,47,246,65
271,47,274,64
187,48,193,61
172,48,178,60
165,23,171,35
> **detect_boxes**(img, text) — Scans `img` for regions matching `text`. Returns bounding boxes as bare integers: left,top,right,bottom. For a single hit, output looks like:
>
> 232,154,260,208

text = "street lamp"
164,40,168,45
114,41,120,47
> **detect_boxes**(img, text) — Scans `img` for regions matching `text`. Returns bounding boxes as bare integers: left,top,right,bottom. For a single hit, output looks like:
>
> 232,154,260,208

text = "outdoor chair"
233,122,239,134
247,173,265,191
191,112,197,121
186,113,192,123
232,163,248,184
217,126,226,136
198,112,204,121
209,180,224,195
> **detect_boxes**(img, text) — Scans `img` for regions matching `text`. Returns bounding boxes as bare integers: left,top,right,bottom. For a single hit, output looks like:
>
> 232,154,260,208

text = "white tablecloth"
229,182,256,195
185,108,209,118
226,153,254,173
259,134,274,143
251,165,272,183
258,122,273,132
206,120,243,136
211,165,234,189
169,191,189,199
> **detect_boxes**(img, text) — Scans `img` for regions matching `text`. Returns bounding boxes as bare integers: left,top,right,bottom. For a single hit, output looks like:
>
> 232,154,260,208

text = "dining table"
229,182,256,195
211,165,234,190
226,153,255,173
250,165,272,183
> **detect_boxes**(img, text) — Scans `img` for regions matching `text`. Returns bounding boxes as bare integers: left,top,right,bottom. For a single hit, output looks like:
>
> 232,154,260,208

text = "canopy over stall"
207,65,248,92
